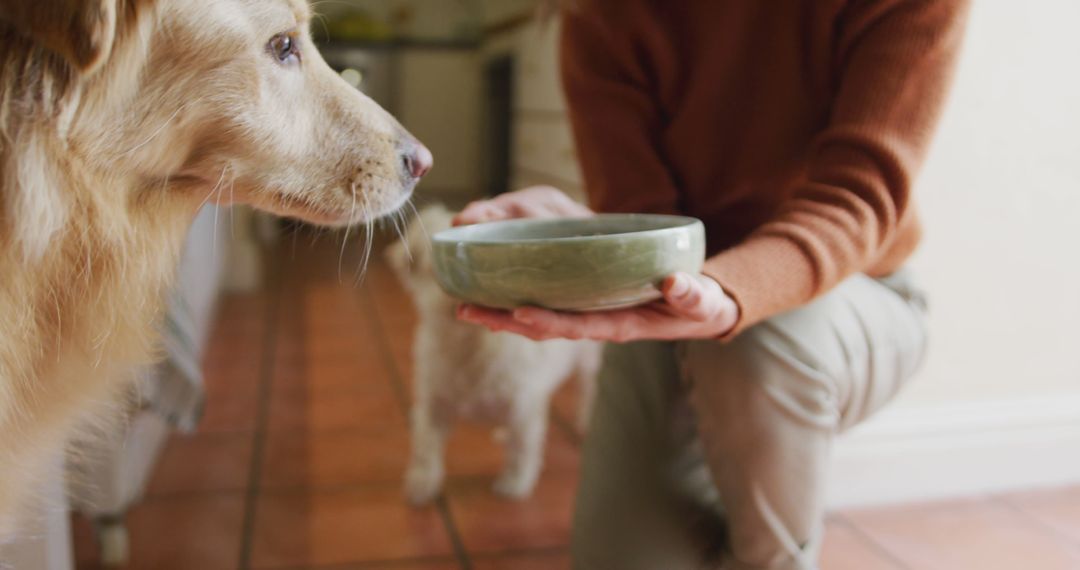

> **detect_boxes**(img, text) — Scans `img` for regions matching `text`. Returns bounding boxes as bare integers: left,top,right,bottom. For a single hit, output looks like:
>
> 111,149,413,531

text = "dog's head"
1,0,430,256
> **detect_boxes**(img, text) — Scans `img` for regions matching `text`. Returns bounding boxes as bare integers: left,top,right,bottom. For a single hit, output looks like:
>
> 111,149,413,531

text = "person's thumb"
662,273,719,321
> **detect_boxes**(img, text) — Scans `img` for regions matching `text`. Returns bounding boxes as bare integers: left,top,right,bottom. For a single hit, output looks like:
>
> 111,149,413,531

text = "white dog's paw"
404,466,444,506
493,471,538,500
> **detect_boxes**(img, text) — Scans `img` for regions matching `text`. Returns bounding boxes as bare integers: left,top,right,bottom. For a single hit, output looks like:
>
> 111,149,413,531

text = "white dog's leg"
404,404,449,506
494,406,548,499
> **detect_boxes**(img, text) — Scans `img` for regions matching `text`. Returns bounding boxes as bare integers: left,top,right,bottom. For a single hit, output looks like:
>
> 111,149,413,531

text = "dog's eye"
268,33,300,65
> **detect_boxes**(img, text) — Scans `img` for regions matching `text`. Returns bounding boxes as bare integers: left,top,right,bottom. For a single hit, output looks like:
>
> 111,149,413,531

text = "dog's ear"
0,0,118,74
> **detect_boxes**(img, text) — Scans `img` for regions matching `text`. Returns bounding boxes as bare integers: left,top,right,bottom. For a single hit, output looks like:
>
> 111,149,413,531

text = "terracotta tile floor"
72,231,1080,570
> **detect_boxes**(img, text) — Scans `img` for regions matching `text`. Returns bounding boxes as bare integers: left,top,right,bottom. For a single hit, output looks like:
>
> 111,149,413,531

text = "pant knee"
682,327,843,431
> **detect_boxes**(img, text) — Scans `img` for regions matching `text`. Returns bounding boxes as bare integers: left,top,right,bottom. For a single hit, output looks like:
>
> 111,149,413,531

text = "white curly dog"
386,204,601,503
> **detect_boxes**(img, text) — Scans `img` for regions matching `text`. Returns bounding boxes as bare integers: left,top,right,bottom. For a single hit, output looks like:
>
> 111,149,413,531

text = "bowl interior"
433,214,701,244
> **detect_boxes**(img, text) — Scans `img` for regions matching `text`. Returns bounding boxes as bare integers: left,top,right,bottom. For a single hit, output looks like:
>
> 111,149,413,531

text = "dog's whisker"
290,221,299,259
338,183,357,283
52,288,63,358
361,216,374,282
84,247,92,285
195,165,230,213
308,0,361,13
399,210,415,264
390,209,409,263
228,174,237,240
120,99,199,157
406,200,430,262
312,13,331,42
354,204,374,286
211,165,228,264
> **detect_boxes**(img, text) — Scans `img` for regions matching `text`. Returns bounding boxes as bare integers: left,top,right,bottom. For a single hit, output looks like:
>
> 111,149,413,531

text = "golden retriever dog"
0,0,431,537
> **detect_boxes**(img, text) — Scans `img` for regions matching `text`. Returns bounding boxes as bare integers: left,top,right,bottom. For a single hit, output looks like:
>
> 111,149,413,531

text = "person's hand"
453,186,593,226
458,272,740,342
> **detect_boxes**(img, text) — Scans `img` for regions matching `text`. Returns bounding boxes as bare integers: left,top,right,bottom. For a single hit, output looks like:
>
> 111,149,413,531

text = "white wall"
330,0,535,31
483,19,587,203
315,0,481,40
897,0,1080,406
398,49,484,201
483,0,537,26
833,0,1080,506
389,0,481,40
316,2,542,204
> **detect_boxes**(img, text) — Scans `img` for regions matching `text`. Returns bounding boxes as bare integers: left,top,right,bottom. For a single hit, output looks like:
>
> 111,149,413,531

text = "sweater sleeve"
560,8,681,215
703,0,971,337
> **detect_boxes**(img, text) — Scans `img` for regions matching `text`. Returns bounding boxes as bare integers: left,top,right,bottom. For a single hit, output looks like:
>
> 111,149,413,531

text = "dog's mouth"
263,188,414,227
373,189,417,220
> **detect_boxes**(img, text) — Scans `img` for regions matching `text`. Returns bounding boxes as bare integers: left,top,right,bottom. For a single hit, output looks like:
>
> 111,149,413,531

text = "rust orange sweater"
560,0,970,335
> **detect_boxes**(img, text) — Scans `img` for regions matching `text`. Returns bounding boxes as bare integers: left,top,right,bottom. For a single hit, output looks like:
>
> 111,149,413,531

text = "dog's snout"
402,142,433,180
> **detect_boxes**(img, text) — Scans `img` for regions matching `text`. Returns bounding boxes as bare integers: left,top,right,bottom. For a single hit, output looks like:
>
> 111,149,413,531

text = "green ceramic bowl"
431,214,705,312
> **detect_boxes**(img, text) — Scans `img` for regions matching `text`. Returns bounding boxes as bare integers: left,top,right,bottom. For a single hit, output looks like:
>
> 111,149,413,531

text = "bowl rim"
431,213,703,246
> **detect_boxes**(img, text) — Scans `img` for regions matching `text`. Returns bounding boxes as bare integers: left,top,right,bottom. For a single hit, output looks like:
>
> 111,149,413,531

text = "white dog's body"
0,0,428,536
387,205,601,503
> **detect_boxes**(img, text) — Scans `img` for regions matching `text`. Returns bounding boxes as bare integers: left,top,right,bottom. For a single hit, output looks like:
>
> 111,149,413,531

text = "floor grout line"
164,429,257,440
250,467,583,498
357,275,412,414
550,409,583,448
357,265,474,570
991,494,1080,554
251,556,463,570
437,495,473,570
237,244,286,570
467,545,571,559
249,546,575,570
833,513,912,570
139,488,249,502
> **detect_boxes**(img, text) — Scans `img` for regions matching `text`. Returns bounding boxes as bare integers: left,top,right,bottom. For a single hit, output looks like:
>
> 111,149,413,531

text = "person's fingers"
451,204,480,226
475,202,508,223
553,194,595,218
504,201,550,219
663,272,736,324
664,274,742,335
660,273,708,320
457,305,554,340
459,277,739,342
513,306,645,343
547,194,594,218
504,200,576,220
457,304,513,327
453,187,593,227
453,201,507,226
512,307,589,339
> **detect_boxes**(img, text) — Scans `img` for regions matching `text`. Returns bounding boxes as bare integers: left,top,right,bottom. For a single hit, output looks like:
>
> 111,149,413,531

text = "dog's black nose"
402,142,433,179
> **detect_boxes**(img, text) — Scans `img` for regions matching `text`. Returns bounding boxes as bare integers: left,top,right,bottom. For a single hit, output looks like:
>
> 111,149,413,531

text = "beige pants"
572,272,928,570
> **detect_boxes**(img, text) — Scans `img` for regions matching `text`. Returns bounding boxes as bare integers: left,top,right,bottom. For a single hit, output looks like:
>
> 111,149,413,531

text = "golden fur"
0,0,425,536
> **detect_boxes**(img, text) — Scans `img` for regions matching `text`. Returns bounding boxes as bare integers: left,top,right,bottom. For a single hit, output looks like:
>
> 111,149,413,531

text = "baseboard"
828,393,1080,508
